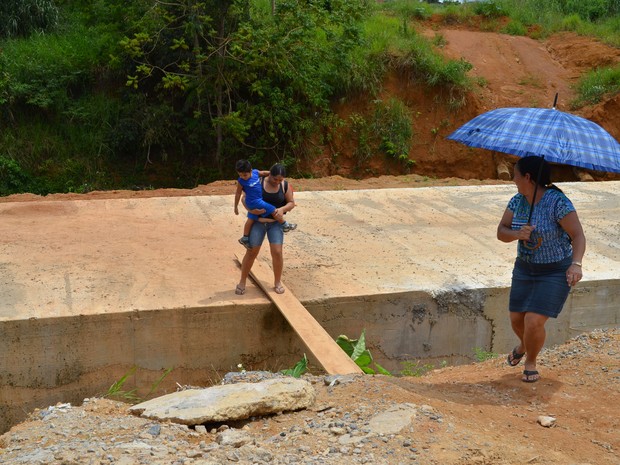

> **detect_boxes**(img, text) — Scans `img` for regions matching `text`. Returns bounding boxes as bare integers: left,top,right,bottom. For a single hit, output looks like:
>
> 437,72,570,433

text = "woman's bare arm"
559,211,585,263
272,182,295,220
497,208,534,242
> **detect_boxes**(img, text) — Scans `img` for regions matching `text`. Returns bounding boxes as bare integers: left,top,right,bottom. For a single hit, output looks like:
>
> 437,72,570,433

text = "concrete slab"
2,182,617,317
1,181,619,432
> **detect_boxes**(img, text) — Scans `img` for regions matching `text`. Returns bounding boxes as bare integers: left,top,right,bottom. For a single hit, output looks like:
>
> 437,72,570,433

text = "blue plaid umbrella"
446,107,620,174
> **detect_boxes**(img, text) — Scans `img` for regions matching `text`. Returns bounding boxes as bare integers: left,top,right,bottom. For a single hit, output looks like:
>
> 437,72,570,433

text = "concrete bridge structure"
1,181,618,432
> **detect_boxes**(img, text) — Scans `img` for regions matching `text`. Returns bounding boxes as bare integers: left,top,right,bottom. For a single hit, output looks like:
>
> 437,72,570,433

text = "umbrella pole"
522,156,546,250
527,183,538,225
526,155,545,225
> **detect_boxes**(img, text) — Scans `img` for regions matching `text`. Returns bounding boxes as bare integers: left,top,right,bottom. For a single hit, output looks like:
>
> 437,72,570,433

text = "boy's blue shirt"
237,169,262,206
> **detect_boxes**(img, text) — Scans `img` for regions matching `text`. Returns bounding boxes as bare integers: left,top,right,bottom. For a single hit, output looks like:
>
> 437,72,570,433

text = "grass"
473,347,499,362
517,74,545,89
492,0,620,46
104,366,173,403
572,65,620,107
361,11,474,93
400,360,438,377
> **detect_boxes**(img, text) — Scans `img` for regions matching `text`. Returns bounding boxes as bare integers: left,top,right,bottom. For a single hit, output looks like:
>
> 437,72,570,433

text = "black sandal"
522,370,540,383
507,347,525,367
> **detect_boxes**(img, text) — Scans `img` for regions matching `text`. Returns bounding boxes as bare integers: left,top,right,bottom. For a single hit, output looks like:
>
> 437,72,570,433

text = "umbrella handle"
522,238,542,250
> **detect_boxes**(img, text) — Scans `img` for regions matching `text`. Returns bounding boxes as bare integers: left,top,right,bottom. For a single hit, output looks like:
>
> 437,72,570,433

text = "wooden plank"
235,253,362,375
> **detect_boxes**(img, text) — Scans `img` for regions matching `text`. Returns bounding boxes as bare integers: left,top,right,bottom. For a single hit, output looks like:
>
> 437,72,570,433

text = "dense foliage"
1,0,619,195
0,0,59,39
1,0,387,194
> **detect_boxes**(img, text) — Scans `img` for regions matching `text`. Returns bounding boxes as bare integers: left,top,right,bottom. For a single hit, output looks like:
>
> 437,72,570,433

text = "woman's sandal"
235,284,246,295
522,370,540,383
507,347,525,367
274,284,285,294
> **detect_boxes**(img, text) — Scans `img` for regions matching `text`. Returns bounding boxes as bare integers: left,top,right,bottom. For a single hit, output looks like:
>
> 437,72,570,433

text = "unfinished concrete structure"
1,182,618,433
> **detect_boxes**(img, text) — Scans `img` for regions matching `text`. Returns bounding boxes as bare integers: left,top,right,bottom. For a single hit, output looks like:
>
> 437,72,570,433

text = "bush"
473,1,507,19
396,34,473,90
564,0,609,21
373,98,414,167
1,25,114,110
0,156,32,195
561,14,584,32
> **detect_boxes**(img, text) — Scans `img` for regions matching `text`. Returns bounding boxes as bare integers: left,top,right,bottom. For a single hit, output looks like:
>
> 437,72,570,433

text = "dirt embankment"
305,28,620,184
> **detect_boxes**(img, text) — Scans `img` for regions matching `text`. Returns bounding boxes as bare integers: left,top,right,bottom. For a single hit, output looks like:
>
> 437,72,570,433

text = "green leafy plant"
105,366,140,402
0,156,33,195
336,330,391,375
281,354,309,378
560,13,584,32
432,33,448,48
473,347,498,362
349,113,374,167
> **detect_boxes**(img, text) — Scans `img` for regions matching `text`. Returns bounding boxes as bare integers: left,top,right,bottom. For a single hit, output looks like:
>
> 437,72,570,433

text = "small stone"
147,424,161,436
537,416,556,427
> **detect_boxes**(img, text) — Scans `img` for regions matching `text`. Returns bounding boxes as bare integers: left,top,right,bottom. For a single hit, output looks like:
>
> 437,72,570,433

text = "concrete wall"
2,279,618,433
0,304,301,433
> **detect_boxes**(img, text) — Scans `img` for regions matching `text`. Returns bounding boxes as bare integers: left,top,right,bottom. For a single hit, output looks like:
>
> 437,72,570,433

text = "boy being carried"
234,159,297,248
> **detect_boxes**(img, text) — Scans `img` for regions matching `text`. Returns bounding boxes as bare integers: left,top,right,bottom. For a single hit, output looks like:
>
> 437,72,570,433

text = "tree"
120,0,372,175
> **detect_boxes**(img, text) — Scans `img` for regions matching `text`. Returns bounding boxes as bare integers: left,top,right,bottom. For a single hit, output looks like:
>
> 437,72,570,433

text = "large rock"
129,378,316,425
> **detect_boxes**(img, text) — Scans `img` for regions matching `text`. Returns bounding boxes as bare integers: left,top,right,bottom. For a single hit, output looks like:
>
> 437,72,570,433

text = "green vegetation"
473,347,499,362
280,354,309,378
0,0,59,39
572,65,620,107
399,360,435,377
104,366,173,403
336,330,391,375
347,97,415,170
491,0,620,45
1,0,619,194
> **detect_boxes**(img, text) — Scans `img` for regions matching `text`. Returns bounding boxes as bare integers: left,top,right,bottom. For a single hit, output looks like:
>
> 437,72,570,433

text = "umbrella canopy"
446,107,620,174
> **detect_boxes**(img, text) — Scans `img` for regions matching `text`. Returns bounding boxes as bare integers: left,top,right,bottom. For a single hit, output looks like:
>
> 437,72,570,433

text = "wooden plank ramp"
235,253,362,375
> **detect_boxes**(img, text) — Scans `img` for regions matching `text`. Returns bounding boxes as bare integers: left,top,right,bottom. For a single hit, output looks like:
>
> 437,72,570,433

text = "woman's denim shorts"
509,256,572,318
249,221,284,247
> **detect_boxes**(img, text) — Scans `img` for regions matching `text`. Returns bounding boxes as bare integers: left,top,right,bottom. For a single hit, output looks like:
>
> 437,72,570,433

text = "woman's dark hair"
269,163,286,177
515,156,562,192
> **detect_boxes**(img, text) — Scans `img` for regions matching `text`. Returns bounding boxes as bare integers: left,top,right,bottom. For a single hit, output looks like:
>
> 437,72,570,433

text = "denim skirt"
509,256,572,318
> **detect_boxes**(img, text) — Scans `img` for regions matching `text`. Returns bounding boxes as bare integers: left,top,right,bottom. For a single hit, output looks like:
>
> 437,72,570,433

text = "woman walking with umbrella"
497,156,586,382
